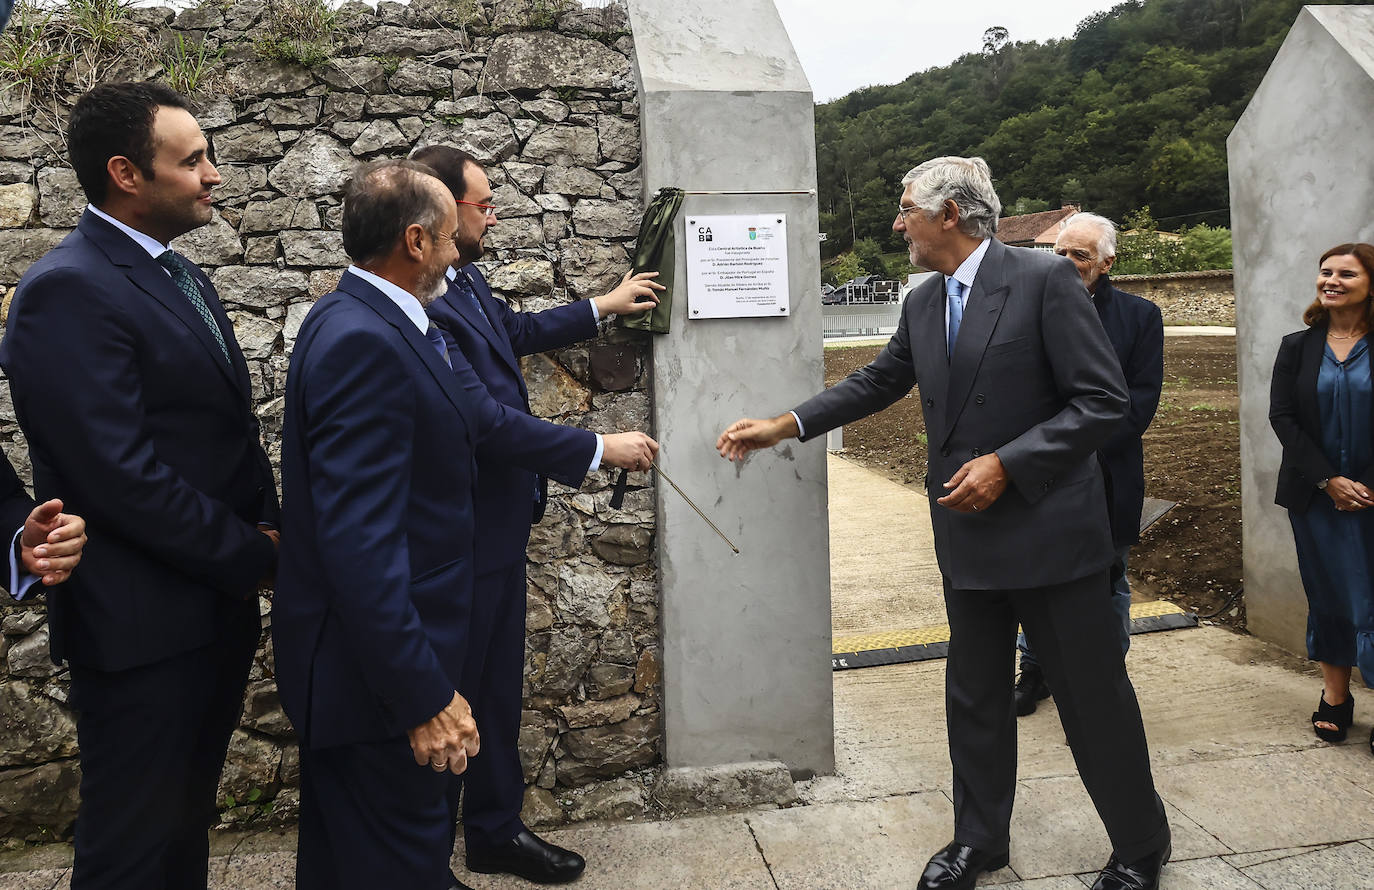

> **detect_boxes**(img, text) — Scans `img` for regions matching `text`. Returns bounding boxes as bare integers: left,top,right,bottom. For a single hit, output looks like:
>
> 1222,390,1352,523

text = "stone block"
560,694,640,729
568,777,647,822
280,230,346,267
490,183,541,218
485,32,627,92
350,119,410,155
214,163,269,204
241,680,294,738
1,612,44,636
36,166,83,228
592,525,652,567
487,258,553,294
216,729,282,806
572,199,638,239
0,759,80,839
263,97,322,128
224,61,315,96
228,312,282,361
633,648,660,694
484,215,544,250
389,59,451,95
268,134,355,198
588,390,649,432
522,98,571,123
543,165,604,197
364,95,433,116
0,680,78,766
530,626,597,698
212,266,311,309
522,126,599,167
521,785,564,828
0,183,36,227
317,57,388,93
523,353,592,417
213,123,284,163
557,713,659,783
0,162,33,184
173,212,244,266
415,115,519,165
651,761,797,812
597,115,639,164
362,26,458,57
0,127,59,163
584,663,636,700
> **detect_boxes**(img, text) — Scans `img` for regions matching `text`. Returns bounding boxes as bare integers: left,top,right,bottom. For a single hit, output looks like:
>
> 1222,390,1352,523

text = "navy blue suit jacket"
0,210,278,669
426,265,598,573
1091,276,1164,545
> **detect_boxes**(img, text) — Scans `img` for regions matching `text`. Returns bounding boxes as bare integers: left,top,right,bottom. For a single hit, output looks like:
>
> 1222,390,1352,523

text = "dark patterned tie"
158,250,230,364
455,273,492,329
425,324,452,368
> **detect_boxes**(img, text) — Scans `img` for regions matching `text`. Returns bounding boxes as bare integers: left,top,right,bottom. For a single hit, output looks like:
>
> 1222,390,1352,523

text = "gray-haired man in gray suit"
718,157,1170,890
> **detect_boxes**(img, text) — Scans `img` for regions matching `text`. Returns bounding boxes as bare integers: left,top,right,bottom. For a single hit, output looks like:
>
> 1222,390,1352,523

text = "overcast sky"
770,0,1117,102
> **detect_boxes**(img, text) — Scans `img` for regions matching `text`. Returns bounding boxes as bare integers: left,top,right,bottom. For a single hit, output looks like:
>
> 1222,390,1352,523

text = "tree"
851,238,889,278
983,26,1009,55
822,253,866,287
1180,223,1233,269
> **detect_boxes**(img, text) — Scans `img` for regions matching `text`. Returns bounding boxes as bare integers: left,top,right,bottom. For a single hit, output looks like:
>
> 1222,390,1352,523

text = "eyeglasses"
895,205,924,221
456,199,497,218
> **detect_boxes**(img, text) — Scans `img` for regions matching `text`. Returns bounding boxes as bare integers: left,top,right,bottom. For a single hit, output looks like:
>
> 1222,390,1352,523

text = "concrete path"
4,453,1370,890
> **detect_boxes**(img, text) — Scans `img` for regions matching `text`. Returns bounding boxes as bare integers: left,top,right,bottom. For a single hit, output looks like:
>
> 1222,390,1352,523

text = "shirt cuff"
590,434,605,472
790,411,806,440
589,298,601,322
9,527,39,601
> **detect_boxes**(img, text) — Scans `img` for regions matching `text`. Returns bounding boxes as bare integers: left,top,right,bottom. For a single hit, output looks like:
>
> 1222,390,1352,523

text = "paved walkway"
4,453,1372,890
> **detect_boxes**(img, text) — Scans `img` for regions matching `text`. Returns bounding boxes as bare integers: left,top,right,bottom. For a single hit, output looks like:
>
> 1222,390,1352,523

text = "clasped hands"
20,499,86,586
1327,476,1374,512
715,414,1007,513
408,691,481,775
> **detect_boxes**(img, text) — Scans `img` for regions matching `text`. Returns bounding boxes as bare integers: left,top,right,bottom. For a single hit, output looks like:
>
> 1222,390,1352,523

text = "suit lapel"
941,242,1010,446
451,268,524,384
339,272,477,443
80,212,243,395
1298,324,1325,436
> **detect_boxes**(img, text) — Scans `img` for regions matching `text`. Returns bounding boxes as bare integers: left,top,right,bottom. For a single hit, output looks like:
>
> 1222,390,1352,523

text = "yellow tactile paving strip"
832,600,1190,656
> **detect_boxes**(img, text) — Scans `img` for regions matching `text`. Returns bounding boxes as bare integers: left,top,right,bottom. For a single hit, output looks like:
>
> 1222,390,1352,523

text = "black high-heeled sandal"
1312,693,1354,742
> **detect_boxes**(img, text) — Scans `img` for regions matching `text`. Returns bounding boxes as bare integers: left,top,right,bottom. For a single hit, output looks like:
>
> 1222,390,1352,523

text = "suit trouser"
447,561,528,850
944,570,1168,861
1018,545,1133,667
67,604,258,890
297,738,453,890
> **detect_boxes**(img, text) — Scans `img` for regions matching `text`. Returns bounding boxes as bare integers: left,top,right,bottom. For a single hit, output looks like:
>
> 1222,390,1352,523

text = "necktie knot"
158,250,230,363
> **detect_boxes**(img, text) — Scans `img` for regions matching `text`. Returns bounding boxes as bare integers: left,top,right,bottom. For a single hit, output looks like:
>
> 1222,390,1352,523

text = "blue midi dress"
1289,337,1374,683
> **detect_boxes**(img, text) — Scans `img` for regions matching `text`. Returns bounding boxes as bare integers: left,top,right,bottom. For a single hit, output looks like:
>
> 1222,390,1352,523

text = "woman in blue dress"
1271,243,1374,749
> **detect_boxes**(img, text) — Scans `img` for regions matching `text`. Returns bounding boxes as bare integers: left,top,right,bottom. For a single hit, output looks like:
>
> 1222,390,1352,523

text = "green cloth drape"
617,187,684,335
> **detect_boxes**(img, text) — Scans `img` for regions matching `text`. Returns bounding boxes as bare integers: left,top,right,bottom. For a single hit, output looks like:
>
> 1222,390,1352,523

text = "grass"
253,0,341,69
163,32,221,95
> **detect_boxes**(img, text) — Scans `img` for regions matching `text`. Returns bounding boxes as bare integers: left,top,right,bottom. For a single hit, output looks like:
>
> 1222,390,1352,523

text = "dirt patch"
824,336,1243,630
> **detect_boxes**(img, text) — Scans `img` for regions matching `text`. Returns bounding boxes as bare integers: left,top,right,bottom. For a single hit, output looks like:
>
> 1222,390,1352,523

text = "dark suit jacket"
794,238,1127,590
1270,323,1372,512
0,210,278,669
426,265,598,573
273,271,490,748
1091,276,1164,546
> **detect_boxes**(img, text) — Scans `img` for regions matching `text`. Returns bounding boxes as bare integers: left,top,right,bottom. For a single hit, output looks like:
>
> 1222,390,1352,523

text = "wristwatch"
1318,478,1331,490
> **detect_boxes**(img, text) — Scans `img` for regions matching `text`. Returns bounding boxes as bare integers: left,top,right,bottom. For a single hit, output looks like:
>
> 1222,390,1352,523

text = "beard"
415,261,450,306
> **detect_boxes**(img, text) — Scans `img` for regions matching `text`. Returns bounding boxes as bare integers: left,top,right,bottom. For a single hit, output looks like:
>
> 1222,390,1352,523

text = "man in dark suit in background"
411,145,660,885
1015,212,1165,715
0,454,86,595
0,83,280,890
717,157,1171,890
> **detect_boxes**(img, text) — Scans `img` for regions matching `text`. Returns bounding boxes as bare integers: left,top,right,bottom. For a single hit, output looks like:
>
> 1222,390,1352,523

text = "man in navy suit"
411,145,661,885
1014,213,1165,715
0,455,87,596
1,83,280,890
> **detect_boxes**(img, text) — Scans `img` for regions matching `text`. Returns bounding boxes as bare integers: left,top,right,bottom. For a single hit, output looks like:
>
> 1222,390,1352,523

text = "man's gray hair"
1059,212,1118,260
901,156,1002,241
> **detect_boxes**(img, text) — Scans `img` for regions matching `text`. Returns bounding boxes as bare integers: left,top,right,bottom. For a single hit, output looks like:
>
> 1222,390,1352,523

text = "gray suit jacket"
795,239,1127,589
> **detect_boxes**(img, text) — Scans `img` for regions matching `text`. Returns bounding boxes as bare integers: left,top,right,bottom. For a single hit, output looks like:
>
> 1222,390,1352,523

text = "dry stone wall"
0,0,662,842
1113,270,1236,326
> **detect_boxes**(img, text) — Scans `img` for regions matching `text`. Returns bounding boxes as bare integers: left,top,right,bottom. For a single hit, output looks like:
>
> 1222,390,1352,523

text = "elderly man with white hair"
1014,213,1165,716
717,159,1170,890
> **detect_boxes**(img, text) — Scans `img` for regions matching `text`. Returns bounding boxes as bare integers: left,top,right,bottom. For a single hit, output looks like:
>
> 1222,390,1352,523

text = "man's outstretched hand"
593,271,664,317
601,432,659,472
716,414,800,462
408,691,481,776
20,499,86,586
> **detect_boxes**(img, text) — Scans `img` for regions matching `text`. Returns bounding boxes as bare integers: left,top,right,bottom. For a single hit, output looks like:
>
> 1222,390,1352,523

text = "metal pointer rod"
651,460,740,554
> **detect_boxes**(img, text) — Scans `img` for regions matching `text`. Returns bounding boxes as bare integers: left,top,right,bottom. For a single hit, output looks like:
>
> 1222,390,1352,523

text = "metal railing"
822,303,902,339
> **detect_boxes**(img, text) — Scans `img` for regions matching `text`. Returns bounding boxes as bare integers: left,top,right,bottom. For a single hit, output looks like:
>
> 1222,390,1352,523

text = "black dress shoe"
466,828,586,884
1090,840,1170,890
1014,663,1051,716
919,841,1010,890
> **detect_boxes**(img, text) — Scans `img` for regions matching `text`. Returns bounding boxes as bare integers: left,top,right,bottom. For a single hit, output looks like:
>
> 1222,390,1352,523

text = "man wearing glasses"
410,145,660,886
1013,213,1164,716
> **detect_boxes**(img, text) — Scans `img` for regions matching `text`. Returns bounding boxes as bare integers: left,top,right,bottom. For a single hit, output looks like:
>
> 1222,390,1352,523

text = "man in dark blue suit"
1,83,280,890
1014,213,1165,716
410,145,662,885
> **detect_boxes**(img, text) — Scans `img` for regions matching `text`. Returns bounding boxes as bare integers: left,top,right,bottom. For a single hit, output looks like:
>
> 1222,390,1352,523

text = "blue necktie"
425,324,452,368
946,277,964,357
455,273,491,329
158,249,230,363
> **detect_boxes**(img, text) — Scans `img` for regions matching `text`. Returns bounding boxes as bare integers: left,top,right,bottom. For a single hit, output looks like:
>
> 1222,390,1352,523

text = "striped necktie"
455,273,492,329
158,250,230,363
